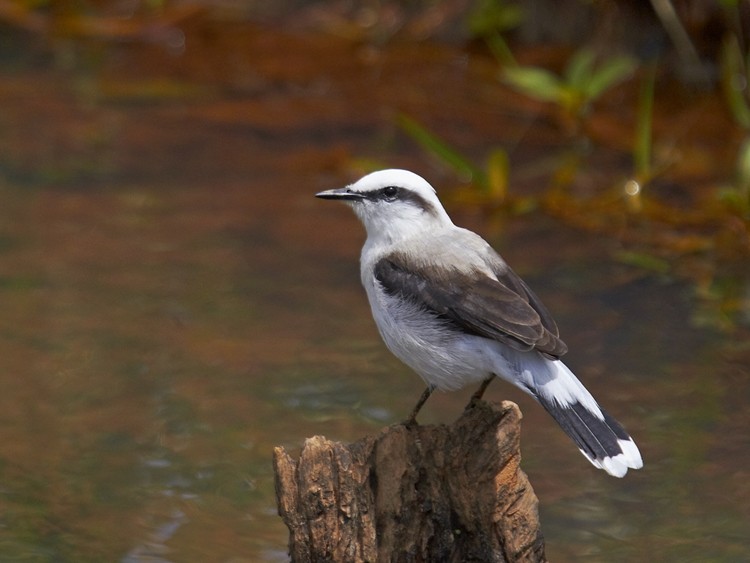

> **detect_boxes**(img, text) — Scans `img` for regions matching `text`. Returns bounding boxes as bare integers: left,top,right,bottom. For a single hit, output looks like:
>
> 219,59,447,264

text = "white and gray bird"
316,169,643,477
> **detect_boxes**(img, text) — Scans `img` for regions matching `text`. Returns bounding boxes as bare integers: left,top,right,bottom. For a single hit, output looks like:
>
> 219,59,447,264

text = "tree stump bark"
273,400,546,563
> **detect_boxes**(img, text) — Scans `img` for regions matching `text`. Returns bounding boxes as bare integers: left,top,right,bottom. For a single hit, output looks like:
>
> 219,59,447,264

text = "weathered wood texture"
273,400,546,563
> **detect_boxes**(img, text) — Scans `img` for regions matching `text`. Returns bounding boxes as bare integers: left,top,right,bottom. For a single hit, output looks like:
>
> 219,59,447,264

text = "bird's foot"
401,385,435,427
464,376,495,410
401,414,419,429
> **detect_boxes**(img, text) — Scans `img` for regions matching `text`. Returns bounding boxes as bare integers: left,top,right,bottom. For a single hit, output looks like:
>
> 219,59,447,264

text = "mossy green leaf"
502,66,564,103
584,55,637,100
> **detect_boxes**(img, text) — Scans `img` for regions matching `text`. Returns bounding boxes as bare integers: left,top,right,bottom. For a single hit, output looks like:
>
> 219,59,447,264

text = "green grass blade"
635,63,656,180
486,147,510,200
616,250,671,274
397,114,484,183
486,31,517,67
720,34,750,129
585,55,637,101
564,49,596,90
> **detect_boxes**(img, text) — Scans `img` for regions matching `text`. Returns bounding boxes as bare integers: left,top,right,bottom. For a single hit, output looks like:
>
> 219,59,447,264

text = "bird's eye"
382,186,398,199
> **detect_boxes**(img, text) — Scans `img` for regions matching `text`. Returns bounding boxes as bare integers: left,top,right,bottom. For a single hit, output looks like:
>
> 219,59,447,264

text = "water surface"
0,19,748,562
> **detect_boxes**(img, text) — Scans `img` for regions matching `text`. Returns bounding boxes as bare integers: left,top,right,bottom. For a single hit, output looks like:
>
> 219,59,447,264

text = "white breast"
360,261,493,391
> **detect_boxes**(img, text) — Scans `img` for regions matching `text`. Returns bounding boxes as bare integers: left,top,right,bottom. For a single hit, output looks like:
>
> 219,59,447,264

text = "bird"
315,168,643,478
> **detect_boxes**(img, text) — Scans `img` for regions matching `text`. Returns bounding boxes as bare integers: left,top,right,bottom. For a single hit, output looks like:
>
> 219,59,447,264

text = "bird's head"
316,169,453,244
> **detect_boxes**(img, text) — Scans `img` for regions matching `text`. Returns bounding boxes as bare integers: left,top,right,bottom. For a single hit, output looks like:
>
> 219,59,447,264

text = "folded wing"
374,252,568,359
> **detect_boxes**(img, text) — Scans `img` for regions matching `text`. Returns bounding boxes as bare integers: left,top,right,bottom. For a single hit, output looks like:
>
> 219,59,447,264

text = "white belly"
365,282,493,391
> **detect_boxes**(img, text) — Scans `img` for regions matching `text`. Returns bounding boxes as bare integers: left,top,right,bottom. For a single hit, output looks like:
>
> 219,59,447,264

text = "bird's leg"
403,385,435,427
466,375,495,409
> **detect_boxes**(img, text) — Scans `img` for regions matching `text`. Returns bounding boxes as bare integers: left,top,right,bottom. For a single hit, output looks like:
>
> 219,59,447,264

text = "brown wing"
374,253,567,359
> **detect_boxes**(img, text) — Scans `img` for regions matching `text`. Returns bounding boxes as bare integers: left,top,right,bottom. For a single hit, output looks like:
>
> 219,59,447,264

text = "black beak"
315,187,365,201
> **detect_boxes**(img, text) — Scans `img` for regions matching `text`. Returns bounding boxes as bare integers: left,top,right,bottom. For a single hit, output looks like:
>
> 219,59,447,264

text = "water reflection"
0,19,747,563
123,508,188,563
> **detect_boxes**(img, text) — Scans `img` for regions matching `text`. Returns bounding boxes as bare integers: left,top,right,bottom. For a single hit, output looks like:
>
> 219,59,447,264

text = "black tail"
534,393,642,477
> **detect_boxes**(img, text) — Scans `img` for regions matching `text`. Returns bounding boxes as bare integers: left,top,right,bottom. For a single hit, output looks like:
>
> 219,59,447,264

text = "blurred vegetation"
720,30,750,219
0,0,191,39
0,0,748,328
502,49,637,133
397,114,517,208
396,0,750,330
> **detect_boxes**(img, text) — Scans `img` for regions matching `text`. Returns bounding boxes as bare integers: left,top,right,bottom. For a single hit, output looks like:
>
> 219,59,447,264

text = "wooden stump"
273,400,547,563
